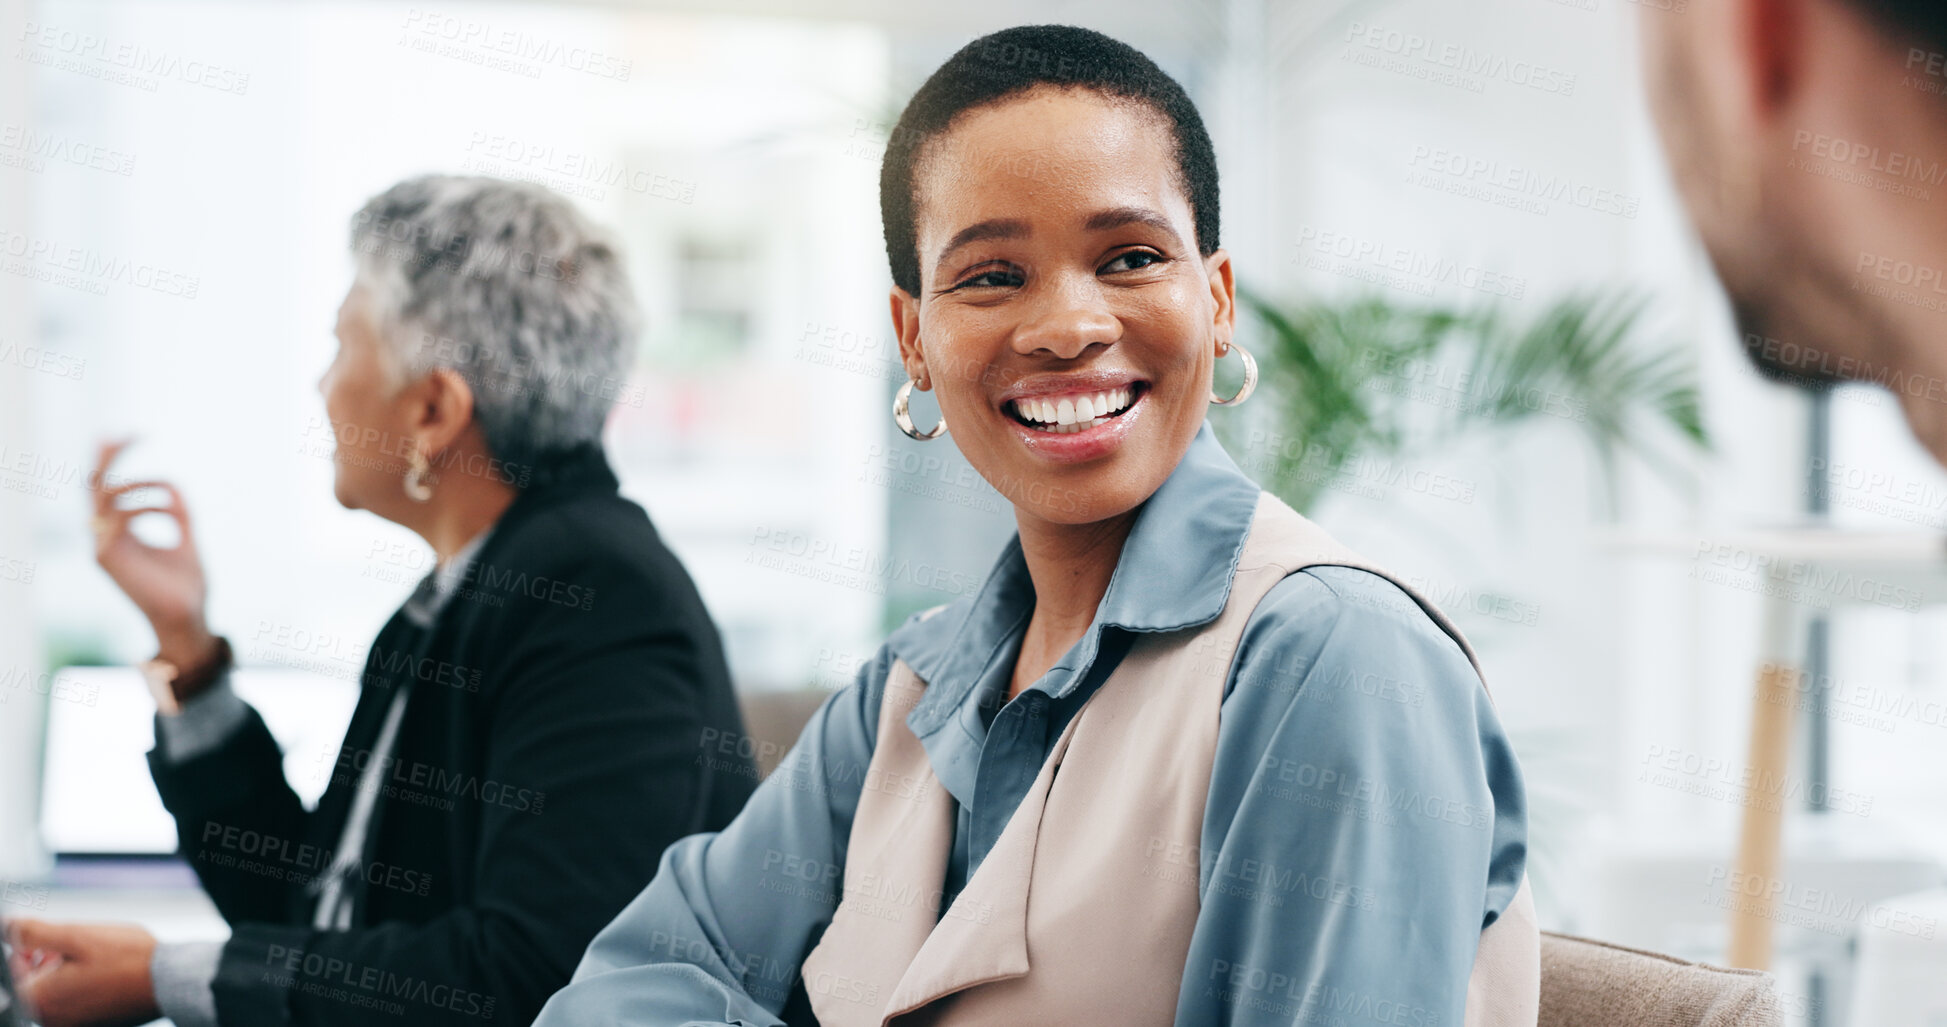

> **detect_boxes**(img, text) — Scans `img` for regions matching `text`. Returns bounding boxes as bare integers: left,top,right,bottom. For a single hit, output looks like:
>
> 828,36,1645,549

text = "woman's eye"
1102,250,1163,273
954,268,1023,290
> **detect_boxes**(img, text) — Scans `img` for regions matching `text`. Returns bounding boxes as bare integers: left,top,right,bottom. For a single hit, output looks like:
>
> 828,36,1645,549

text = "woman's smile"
996,372,1153,464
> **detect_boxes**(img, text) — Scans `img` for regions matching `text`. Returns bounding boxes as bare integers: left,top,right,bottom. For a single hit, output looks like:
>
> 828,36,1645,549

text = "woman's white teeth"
1011,386,1134,432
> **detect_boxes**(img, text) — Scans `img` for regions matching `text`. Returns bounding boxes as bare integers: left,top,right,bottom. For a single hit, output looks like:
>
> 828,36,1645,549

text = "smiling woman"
537,24,1538,1027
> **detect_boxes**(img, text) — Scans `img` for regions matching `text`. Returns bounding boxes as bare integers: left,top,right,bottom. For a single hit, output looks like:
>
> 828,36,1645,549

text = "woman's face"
318,281,420,514
893,86,1233,528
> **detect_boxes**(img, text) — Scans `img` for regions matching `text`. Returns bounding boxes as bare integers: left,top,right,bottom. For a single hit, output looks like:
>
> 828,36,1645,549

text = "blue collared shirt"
538,422,1529,1027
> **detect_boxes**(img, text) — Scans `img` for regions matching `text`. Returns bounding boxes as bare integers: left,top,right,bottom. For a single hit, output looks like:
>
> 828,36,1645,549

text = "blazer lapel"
879,704,1086,1022
291,610,425,924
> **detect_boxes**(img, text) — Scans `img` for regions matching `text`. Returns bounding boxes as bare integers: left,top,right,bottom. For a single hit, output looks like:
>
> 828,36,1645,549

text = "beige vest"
801,490,1539,1026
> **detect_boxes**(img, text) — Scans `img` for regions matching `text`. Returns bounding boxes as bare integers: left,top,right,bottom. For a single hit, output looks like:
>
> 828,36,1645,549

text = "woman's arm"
148,681,312,925
531,645,891,1027
1179,565,1527,1027
190,560,828,1027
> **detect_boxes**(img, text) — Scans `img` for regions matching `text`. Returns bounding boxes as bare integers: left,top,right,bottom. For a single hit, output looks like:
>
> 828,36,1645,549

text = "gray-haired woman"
5,176,756,1027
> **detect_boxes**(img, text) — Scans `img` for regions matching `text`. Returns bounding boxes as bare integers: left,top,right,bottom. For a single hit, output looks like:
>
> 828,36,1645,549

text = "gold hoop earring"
1210,341,1257,407
404,447,436,502
894,378,947,441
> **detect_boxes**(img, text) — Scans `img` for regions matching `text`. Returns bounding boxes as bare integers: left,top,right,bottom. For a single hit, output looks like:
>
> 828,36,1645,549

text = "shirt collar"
887,420,1262,735
402,526,494,628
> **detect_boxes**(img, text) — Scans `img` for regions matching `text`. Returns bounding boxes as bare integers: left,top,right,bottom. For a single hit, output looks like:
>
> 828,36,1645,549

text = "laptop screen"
38,666,358,855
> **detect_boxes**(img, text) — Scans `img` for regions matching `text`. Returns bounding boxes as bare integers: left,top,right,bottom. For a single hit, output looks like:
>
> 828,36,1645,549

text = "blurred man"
1640,0,1947,460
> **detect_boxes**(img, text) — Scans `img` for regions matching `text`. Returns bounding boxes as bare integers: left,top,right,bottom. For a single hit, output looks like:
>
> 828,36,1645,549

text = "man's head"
1641,0,1947,461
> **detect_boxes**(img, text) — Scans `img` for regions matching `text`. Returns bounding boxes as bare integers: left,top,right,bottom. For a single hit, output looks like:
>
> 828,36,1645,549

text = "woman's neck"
415,478,517,567
1008,508,1139,701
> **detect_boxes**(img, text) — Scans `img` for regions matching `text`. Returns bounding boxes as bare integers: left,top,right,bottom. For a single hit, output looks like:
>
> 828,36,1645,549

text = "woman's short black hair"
879,24,1220,296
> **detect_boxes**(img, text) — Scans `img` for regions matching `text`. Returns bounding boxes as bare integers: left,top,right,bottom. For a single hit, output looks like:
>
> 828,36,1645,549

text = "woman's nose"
1011,275,1119,360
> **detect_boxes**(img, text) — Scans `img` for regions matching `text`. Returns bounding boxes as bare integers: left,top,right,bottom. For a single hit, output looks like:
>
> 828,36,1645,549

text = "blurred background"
1,0,1944,1023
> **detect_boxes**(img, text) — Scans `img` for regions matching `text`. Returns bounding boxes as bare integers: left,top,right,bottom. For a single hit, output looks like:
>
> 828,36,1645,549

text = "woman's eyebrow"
931,207,1181,274
935,218,1030,272
1084,205,1180,240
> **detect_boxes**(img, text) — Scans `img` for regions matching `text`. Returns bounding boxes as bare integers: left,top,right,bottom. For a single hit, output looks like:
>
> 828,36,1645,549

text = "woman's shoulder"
1216,565,1514,819
1227,564,1486,717
485,492,692,598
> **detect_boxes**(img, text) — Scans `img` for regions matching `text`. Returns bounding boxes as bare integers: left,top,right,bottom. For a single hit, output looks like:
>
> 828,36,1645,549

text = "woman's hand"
4,919,162,1027
88,439,217,676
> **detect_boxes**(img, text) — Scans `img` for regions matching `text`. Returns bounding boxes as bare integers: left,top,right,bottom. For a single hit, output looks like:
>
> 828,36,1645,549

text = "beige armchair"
1541,932,1782,1026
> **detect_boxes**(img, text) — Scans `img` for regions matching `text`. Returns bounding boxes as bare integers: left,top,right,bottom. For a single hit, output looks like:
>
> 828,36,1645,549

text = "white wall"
0,0,48,883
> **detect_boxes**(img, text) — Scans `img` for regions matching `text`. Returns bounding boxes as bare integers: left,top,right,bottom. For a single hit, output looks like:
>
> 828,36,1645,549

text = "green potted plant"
1222,287,1710,516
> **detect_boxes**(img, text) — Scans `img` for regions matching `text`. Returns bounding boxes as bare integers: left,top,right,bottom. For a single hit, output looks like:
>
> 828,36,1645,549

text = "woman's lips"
1004,383,1139,433
999,382,1149,464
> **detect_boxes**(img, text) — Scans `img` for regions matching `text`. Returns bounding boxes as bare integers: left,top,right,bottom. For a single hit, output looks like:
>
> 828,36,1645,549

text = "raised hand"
88,439,217,672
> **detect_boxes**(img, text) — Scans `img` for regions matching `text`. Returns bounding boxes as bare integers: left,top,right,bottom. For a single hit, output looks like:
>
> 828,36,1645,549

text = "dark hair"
1845,0,1947,53
878,24,1219,296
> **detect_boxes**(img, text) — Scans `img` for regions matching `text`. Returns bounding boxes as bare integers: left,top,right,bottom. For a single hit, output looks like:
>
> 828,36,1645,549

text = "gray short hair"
349,175,637,477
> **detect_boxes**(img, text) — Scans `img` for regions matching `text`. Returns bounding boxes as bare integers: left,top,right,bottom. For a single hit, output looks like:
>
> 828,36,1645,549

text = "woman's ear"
407,367,477,454
1205,247,1236,356
889,286,930,388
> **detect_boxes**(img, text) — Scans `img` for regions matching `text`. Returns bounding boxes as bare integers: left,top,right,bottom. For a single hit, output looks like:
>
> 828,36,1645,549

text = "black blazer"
149,446,756,1027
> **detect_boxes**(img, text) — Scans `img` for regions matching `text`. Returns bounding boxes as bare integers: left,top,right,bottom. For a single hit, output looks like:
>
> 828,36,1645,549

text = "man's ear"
1743,0,1808,117
407,368,477,454
1204,248,1236,355
890,287,930,388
